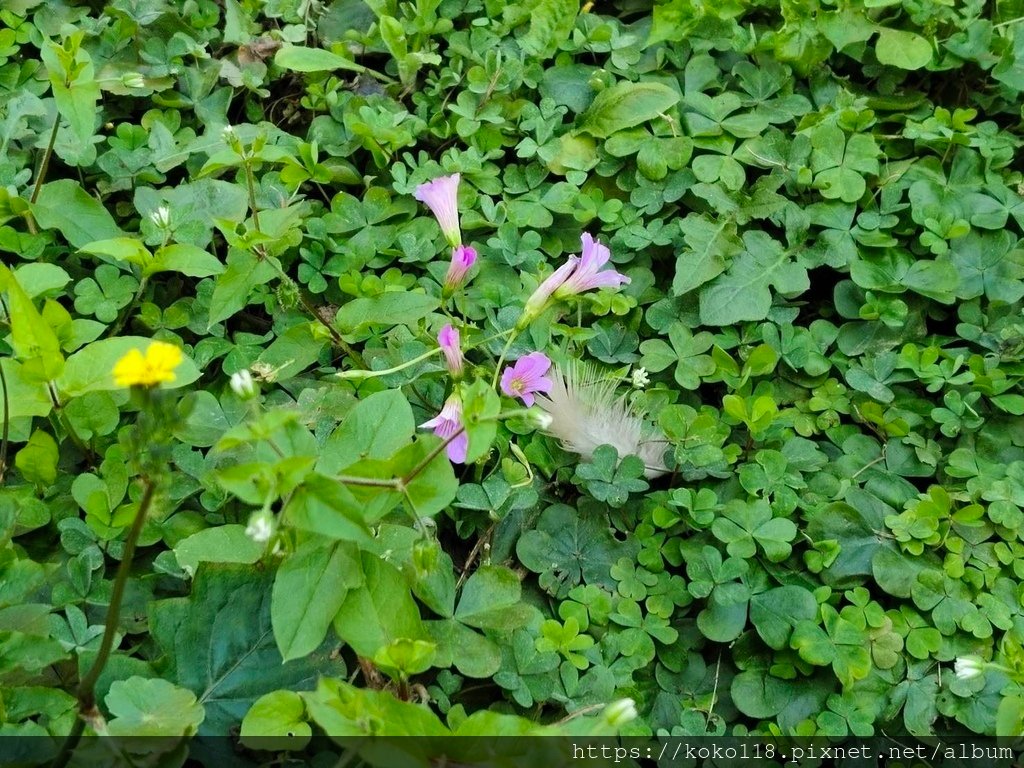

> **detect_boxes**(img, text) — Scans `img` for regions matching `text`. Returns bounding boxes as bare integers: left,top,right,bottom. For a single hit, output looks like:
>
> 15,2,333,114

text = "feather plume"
533,362,669,478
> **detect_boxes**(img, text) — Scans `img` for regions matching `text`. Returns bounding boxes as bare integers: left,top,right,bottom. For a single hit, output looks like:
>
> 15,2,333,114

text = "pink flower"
420,394,468,463
520,258,578,327
500,352,553,407
444,244,477,294
554,233,630,297
517,233,629,328
438,323,464,378
414,173,462,247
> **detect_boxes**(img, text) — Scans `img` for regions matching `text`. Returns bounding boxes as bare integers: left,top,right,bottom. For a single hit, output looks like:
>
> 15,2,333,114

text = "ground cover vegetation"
2,0,1024,756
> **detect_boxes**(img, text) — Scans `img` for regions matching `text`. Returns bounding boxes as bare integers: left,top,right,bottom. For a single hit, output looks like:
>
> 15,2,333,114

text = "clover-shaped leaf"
573,444,649,507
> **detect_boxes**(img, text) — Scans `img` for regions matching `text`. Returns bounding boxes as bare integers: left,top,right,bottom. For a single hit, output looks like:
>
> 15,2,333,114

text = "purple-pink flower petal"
555,233,629,297
520,257,577,324
444,244,477,291
438,324,464,378
414,173,462,247
501,352,553,407
419,394,467,463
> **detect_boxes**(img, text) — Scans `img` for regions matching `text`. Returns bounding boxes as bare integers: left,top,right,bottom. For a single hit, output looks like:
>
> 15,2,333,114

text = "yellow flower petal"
113,341,183,388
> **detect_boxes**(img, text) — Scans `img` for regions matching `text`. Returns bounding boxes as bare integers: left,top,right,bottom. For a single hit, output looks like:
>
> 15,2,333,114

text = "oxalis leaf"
577,81,680,139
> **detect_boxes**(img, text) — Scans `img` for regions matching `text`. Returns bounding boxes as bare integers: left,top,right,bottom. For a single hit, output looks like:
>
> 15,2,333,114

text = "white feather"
533,362,669,478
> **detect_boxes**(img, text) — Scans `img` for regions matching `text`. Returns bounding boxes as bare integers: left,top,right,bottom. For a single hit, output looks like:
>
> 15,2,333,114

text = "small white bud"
149,205,171,229
529,409,553,430
121,72,146,89
631,367,650,389
602,698,638,728
245,510,274,544
222,124,235,139
954,656,985,681
230,369,257,399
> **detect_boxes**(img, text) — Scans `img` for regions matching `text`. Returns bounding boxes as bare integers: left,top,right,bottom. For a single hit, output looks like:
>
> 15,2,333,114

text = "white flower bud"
149,205,171,229
230,369,257,400
245,510,274,544
954,656,985,681
602,698,638,728
121,72,146,89
631,367,650,389
529,409,554,430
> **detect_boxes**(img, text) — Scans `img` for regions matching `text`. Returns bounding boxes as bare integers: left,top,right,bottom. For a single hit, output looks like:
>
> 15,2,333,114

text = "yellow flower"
113,341,183,388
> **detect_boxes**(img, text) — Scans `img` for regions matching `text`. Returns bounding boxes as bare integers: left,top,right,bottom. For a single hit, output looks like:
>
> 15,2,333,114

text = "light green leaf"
274,44,366,74
31,180,122,248
875,28,933,70
272,539,362,662
173,525,264,575
57,337,201,397
578,81,680,139
105,677,205,737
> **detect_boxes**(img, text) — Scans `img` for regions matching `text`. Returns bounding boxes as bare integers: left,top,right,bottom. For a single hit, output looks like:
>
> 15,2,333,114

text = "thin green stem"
242,157,262,234
30,116,60,205
47,383,95,465
490,331,519,389
0,359,8,484
336,474,400,488
336,346,443,379
49,478,158,768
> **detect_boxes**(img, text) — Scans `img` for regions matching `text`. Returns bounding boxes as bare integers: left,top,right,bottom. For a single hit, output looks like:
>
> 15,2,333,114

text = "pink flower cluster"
413,176,631,465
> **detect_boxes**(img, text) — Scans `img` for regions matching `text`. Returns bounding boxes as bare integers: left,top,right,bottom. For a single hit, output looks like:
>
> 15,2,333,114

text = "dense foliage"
3,0,1024,751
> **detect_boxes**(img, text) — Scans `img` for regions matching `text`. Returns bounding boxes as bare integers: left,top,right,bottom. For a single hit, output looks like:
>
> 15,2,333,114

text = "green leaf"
240,690,311,750
208,249,278,327
699,231,809,325
321,390,414,475
519,0,579,60
173,525,264,575
578,81,680,139
302,677,449,736
150,244,225,278
14,430,59,486
750,586,818,649
426,620,502,678
149,564,344,735
461,379,500,464
274,44,366,73
272,539,362,662
31,180,122,248
105,677,205,737
672,214,741,296
0,263,65,381
57,337,201,397
455,566,534,631
333,552,427,658
335,292,440,332
875,28,933,70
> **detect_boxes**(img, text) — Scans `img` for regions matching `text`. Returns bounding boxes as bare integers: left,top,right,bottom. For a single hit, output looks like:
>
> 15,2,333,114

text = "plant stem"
0,360,8,484
49,478,157,768
47,383,95,465
490,330,519,389
30,116,60,205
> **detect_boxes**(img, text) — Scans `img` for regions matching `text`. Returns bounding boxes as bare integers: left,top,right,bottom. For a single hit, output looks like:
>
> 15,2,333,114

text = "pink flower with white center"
554,233,630,298
438,324,464,379
444,244,477,294
420,394,468,463
500,352,553,407
414,173,462,247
